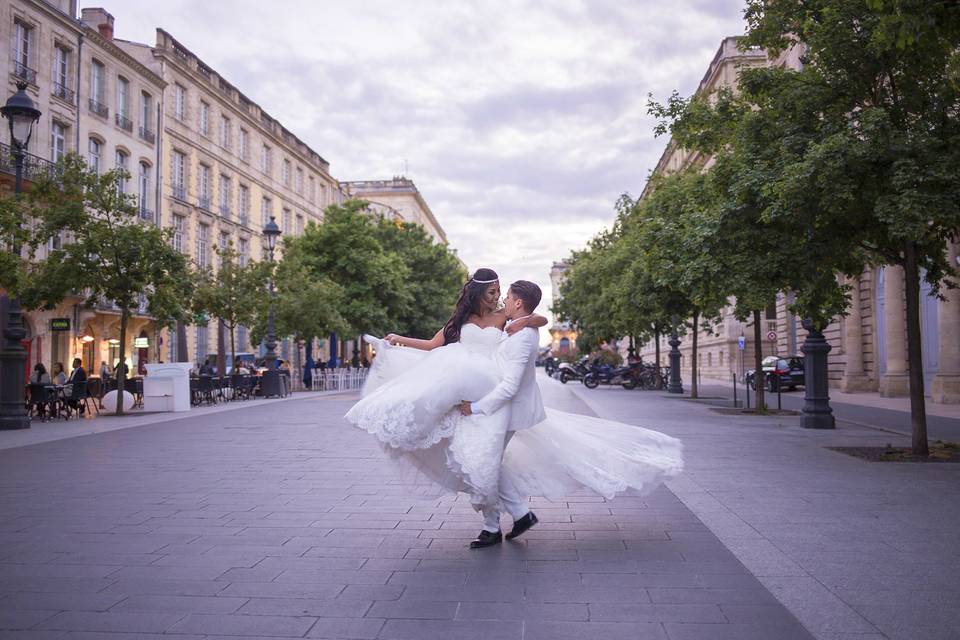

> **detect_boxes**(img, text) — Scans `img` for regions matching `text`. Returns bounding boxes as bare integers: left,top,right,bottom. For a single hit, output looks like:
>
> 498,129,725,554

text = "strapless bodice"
459,324,503,356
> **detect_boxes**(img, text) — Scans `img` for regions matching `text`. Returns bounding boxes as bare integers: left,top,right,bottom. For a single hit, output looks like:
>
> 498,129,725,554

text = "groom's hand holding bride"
458,401,473,416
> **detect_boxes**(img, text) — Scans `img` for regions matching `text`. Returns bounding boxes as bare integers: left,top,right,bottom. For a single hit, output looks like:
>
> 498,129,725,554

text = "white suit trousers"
481,431,530,532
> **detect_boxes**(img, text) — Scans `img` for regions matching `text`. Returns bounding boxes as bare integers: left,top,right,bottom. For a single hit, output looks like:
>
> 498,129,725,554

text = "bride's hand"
384,333,403,346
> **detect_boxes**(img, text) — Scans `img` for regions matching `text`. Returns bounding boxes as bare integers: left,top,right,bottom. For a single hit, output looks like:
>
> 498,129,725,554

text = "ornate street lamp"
0,82,41,431
260,216,282,397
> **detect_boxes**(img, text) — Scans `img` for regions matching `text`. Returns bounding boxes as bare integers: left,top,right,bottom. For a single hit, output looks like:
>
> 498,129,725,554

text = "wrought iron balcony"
172,184,187,201
198,195,212,211
115,113,133,132
88,98,108,119
138,126,155,144
0,141,57,183
11,61,37,85
52,83,75,104
139,207,154,223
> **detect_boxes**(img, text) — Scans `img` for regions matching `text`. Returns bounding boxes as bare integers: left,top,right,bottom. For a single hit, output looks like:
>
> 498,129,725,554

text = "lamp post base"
0,294,30,430
667,335,683,394
801,323,835,429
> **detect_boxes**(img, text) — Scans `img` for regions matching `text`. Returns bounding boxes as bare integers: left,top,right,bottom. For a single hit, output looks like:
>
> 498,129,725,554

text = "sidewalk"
553,373,960,640
0,389,350,451
691,375,960,441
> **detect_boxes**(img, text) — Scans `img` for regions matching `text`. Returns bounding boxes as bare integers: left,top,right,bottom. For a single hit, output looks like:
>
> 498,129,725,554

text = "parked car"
746,355,805,391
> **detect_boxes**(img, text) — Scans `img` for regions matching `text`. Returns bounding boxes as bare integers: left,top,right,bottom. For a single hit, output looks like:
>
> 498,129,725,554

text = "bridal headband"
471,277,499,284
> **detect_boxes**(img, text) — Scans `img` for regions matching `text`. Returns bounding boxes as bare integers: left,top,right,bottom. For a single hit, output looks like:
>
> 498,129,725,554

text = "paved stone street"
0,374,955,639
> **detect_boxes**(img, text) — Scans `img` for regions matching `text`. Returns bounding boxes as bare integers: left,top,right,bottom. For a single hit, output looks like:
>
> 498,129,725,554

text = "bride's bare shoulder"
488,310,508,329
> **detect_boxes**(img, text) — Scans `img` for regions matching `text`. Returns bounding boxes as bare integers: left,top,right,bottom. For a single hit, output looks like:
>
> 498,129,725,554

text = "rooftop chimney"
80,7,114,40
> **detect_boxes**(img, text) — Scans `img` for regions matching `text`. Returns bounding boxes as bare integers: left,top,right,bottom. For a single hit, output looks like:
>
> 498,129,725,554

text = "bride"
345,268,683,529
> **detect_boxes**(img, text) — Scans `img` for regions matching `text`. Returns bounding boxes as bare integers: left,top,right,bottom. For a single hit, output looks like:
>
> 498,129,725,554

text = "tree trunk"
902,243,929,456
654,328,662,389
116,308,128,415
690,311,700,399
753,309,765,411
217,319,226,378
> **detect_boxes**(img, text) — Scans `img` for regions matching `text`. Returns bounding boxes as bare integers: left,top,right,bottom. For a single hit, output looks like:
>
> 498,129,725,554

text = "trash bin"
144,362,193,412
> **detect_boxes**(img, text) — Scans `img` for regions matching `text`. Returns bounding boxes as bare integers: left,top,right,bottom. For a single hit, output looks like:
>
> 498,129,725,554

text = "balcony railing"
198,195,212,211
88,98,108,119
0,141,58,183
115,113,133,132
11,61,37,85
52,83,75,104
139,207,154,223
172,184,187,201
219,204,231,219
138,126,155,144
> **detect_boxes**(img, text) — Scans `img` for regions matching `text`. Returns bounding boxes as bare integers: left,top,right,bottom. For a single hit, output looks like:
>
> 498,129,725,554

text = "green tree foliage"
373,217,467,338
285,200,409,337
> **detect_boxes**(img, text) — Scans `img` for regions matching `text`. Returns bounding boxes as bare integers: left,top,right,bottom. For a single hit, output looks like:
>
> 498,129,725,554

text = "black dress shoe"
470,530,502,549
506,511,538,540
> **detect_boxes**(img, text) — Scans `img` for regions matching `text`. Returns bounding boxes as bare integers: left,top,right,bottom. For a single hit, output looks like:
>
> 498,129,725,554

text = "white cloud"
105,0,747,339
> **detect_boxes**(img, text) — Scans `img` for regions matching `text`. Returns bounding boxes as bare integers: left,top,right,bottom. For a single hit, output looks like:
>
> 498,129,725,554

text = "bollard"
777,381,782,411
745,378,751,409
732,373,737,408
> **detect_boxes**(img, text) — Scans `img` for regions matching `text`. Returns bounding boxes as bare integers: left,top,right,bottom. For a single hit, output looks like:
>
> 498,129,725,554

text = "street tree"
373,217,467,338
25,158,192,414
291,200,409,340
192,242,263,374
739,0,960,451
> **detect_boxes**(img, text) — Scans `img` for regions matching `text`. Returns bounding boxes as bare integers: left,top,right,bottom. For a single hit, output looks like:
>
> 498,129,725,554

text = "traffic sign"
737,336,745,350
767,331,777,341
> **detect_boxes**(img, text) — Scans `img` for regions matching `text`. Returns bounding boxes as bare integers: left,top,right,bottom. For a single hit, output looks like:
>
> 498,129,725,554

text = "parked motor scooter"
558,356,591,384
583,362,639,390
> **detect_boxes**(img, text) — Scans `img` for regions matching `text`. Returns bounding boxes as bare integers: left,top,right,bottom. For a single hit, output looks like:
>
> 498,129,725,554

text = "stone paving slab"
558,375,960,640
0,384,816,639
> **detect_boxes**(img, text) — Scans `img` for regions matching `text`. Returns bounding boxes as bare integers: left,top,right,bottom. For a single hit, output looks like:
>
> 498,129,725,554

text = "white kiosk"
144,362,193,412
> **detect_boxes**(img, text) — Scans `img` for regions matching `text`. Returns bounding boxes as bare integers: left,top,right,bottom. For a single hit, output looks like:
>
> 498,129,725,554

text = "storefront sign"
50,318,70,332
134,337,149,348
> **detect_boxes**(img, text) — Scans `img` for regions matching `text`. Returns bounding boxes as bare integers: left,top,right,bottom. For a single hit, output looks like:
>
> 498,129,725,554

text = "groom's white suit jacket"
472,327,546,431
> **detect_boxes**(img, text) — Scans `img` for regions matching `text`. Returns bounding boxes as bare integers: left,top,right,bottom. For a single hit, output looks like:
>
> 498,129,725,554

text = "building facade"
635,36,960,403
341,177,448,245
548,261,577,356
1,1,166,378
117,26,344,368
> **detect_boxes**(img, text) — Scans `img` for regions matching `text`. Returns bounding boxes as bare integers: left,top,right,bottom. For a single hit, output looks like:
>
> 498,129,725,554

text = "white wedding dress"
344,324,683,507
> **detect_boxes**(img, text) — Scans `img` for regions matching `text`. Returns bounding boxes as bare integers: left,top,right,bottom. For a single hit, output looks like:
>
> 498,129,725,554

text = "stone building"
116,26,345,368
341,177,448,245
1,0,165,378
636,36,960,404
548,260,577,356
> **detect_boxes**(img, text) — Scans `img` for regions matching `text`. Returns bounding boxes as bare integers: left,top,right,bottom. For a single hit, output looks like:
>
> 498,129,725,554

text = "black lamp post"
261,216,282,396
667,314,684,394
0,82,41,431
800,318,835,428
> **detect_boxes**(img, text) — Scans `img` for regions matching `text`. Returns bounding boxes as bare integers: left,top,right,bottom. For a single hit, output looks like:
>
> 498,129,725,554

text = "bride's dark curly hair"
442,268,499,345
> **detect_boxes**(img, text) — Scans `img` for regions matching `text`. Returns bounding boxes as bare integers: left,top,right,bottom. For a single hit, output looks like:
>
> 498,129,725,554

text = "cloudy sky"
107,0,748,338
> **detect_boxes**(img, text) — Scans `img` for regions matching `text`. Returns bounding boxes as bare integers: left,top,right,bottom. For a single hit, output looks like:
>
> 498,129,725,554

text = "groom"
459,280,546,548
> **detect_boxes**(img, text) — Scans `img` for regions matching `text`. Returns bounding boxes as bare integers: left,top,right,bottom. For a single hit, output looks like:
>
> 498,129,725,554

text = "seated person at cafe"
29,363,51,418
51,362,67,386
67,358,88,415
232,357,250,375
199,358,215,375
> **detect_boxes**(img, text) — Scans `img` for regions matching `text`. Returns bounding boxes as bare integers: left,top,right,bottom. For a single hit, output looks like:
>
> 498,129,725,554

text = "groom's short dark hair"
510,280,541,313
